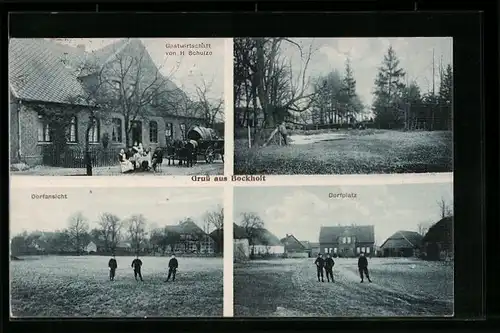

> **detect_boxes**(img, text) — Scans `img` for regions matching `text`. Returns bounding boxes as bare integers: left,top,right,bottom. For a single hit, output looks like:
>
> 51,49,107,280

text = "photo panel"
234,37,453,176
9,186,224,318
233,183,454,317
9,38,226,177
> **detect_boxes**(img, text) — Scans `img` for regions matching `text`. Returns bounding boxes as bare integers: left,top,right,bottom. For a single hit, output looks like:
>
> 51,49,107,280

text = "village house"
163,220,215,255
422,216,453,261
9,38,206,167
233,223,284,256
319,225,375,257
84,241,97,254
379,231,423,258
280,234,309,258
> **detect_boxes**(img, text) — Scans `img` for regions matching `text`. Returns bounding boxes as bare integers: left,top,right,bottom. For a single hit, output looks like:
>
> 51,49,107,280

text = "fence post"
247,125,252,149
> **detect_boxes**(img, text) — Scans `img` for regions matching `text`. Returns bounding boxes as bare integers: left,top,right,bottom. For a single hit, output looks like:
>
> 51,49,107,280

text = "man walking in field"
131,256,144,282
165,254,178,282
358,252,372,283
325,253,335,283
108,255,117,281
314,253,325,282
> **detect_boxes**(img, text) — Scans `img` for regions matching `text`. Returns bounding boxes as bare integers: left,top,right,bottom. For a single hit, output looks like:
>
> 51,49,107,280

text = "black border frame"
2,2,494,332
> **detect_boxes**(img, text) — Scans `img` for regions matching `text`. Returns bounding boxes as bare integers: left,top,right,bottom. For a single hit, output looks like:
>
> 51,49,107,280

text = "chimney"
76,44,86,51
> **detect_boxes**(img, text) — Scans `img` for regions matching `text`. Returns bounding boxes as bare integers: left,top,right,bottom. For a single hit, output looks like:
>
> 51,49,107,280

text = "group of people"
314,252,372,283
118,142,163,173
107,254,179,282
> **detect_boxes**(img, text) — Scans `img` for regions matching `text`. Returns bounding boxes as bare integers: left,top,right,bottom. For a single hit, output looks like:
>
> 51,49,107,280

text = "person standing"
325,253,335,282
131,256,144,282
358,252,372,283
165,254,178,282
278,121,289,145
314,253,325,282
108,254,117,281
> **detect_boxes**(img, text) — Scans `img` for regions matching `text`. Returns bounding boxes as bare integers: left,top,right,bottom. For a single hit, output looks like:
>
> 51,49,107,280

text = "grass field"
234,129,452,175
234,257,454,317
11,256,223,317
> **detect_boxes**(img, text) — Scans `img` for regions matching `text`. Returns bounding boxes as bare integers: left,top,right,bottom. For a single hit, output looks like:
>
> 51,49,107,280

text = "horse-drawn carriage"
187,126,224,164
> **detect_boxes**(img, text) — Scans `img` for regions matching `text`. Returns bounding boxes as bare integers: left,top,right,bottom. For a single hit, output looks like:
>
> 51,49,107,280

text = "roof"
281,234,307,251
233,223,281,246
380,231,423,250
116,242,131,248
300,241,312,250
9,38,89,105
187,126,220,141
163,219,206,236
319,225,375,244
422,216,453,244
310,242,320,248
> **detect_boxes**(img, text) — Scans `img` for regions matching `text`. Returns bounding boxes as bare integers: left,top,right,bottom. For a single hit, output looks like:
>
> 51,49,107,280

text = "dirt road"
234,257,454,317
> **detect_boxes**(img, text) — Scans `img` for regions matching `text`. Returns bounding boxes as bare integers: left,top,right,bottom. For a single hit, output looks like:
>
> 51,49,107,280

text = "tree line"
372,46,452,129
11,207,224,256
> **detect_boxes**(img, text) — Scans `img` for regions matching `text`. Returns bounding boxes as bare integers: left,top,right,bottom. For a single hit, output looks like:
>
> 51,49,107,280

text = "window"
37,115,51,142
89,119,100,143
324,248,328,254
180,123,186,140
357,247,360,254
329,248,333,254
165,123,173,140
342,237,347,244
149,121,158,143
111,118,122,142
366,247,371,254
334,248,337,254
362,247,366,253
65,116,78,143
347,237,351,244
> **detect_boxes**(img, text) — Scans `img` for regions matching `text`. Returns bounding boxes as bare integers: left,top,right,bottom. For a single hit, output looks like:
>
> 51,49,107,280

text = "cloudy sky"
234,183,453,245
279,37,452,111
53,38,225,102
10,187,223,236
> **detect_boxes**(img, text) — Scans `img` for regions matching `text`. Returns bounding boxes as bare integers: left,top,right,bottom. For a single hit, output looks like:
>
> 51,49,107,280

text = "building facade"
319,225,375,257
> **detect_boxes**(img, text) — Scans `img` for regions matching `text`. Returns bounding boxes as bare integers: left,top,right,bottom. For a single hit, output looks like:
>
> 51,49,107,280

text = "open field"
11,256,223,317
10,159,224,176
234,257,454,317
234,129,452,175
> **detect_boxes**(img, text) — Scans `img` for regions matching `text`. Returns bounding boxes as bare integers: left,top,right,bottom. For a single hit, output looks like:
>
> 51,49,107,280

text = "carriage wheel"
205,147,215,163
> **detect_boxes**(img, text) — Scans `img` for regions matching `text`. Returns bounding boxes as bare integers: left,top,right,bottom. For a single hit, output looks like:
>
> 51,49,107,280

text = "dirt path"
236,258,454,317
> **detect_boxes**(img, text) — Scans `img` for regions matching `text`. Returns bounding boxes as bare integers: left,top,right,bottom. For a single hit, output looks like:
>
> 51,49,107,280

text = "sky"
10,187,223,236
234,183,453,245
52,38,225,102
279,37,453,112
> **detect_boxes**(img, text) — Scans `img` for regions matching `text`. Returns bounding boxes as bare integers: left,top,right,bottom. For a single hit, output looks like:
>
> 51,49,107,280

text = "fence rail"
41,146,121,168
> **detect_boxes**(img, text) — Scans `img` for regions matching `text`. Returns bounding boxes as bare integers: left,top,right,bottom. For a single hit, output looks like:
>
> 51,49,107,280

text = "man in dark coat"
358,252,372,283
131,256,144,282
325,253,335,282
108,255,118,281
314,253,325,282
165,254,179,282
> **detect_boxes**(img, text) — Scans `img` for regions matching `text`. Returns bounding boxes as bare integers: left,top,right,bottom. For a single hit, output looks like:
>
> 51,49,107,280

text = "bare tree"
239,212,265,253
126,214,148,256
203,206,224,253
98,213,122,254
417,222,431,236
195,78,224,128
437,197,453,219
67,212,90,255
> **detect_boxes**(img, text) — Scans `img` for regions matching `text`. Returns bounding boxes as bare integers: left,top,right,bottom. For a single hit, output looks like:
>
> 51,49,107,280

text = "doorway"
131,121,142,145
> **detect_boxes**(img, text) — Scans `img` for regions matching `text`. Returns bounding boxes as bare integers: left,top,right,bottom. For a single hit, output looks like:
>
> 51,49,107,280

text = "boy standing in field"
314,253,325,282
108,255,117,281
325,253,335,282
131,256,144,282
358,252,372,283
165,254,178,282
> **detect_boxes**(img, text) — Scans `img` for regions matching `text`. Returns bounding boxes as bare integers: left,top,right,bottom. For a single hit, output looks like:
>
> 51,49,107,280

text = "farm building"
422,216,453,261
234,223,284,256
280,234,308,258
379,231,423,257
319,225,375,257
162,219,215,254
84,241,97,254
9,38,207,167
209,228,224,254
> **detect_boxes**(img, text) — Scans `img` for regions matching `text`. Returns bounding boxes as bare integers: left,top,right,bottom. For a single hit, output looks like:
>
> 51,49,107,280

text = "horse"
177,140,198,167
166,140,182,166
